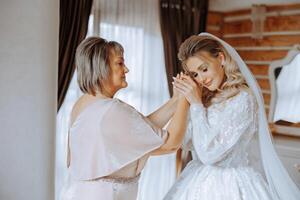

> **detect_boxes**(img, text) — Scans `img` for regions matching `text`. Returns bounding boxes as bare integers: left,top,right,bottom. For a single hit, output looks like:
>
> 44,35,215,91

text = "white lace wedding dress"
164,90,273,200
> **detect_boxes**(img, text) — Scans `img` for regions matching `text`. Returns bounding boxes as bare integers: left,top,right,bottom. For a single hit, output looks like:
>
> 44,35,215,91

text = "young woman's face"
108,49,129,93
185,51,225,91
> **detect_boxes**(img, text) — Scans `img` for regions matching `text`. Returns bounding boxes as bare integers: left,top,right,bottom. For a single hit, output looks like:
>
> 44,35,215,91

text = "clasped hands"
172,72,203,105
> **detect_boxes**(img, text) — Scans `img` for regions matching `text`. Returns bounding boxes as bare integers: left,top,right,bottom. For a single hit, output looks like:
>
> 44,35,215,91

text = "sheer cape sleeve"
69,99,166,181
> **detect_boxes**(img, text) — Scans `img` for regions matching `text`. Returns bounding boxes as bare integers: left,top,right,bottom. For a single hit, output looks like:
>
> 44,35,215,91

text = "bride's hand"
172,73,203,104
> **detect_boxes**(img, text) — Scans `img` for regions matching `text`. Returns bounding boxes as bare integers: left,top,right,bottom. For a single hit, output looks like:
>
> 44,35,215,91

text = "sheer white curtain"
94,1,177,199
56,0,176,199
55,19,94,200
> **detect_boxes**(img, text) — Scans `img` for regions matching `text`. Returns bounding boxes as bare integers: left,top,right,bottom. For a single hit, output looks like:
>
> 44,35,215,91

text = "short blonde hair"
178,35,248,106
75,37,124,95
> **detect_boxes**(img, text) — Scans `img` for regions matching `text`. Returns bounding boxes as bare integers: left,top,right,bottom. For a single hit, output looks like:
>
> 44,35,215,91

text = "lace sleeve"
190,91,257,165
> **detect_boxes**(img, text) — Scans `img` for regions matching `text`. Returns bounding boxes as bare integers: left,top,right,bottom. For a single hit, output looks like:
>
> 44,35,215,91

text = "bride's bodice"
184,90,258,168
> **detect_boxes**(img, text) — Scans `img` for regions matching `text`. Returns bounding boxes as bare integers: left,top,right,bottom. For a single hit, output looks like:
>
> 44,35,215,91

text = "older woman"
60,37,189,200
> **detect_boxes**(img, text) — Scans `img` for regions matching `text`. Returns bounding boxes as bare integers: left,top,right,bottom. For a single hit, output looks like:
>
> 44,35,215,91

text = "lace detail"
164,91,273,200
189,90,257,166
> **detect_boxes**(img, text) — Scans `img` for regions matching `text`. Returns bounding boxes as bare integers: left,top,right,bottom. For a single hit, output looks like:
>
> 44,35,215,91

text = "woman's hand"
172,74,180,99
172,73,183,100
172,72,203,104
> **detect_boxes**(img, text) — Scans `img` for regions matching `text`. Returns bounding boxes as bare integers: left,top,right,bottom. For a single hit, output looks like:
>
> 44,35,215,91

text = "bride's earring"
219,53,225,67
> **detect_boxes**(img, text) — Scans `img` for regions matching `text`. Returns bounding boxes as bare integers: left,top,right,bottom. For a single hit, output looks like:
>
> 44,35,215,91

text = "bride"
165,33,300,200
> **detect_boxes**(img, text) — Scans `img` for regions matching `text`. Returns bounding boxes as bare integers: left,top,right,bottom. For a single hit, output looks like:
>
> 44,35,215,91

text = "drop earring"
221,60,225,67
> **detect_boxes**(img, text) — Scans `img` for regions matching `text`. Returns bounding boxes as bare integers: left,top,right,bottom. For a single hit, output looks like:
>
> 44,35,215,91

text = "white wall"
0,0,58,199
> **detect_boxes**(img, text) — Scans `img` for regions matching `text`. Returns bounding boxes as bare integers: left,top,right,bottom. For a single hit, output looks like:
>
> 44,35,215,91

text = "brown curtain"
58,0,93,111
159,0,208,96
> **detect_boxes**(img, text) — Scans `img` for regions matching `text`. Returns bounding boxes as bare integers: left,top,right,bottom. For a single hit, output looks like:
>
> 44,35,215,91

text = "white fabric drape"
274,53,300,123
56,1,176,199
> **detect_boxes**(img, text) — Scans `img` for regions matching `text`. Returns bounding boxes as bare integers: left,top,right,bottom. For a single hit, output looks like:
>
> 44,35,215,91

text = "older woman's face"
185,51,225,91
108,49,129,92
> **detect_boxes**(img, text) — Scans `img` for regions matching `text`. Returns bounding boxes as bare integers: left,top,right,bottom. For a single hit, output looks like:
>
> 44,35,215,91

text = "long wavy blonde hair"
178,35,248,106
